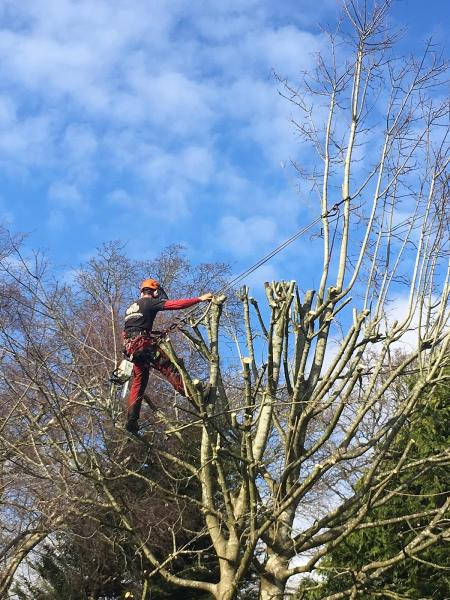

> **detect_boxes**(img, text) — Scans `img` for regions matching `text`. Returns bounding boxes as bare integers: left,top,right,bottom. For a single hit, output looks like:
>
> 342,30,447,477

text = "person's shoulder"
139,297,165,310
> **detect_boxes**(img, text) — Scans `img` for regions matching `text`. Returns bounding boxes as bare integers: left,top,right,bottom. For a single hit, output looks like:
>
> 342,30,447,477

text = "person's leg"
126,361,150,432
151,346,187,397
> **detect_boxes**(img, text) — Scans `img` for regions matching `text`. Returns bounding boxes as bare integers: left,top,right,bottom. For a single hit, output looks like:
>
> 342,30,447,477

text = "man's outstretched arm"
163,293,213,310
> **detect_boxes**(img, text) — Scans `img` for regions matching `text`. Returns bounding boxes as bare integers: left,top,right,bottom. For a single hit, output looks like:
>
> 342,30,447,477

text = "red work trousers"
125,337,186,419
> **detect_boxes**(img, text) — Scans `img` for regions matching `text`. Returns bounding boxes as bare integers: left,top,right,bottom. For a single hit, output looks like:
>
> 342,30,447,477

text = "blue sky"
0,0,447,289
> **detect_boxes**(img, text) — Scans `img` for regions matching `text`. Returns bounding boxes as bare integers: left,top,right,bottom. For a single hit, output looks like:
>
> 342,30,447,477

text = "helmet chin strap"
141,288,166,299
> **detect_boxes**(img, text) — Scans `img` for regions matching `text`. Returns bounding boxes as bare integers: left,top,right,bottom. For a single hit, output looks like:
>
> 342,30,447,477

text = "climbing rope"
161,198,346,338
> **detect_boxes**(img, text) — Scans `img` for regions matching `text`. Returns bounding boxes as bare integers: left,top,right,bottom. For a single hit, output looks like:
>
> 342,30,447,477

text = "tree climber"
123,278,213,433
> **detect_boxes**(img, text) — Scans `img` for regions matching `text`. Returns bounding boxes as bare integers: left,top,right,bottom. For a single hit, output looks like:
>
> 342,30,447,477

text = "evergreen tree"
296,378,450,599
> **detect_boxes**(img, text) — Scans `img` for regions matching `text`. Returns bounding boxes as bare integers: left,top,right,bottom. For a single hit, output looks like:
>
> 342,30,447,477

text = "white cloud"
126,71,216,137
385,295,429,353
0,0,325,167
47,182,90,230
245,263,279,293
0,96,16,125
251,27,326,78
0,109,53,172
48,182,86,210
0,194,15,225
62,124,98,160
61,124,99,183
218,215,278,257
107,185,190,224
107,189,133,209
142,145,214,185
103,144,216,224
0,0,339,262
364,293,449,357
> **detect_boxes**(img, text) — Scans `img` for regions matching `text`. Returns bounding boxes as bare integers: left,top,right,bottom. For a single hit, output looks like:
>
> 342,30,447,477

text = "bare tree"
101,3,449,598
0,242,232,599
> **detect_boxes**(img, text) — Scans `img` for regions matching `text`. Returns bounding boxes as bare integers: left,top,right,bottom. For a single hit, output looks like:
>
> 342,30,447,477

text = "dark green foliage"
14,523,249,600
13,530,215,600
293,576,324,600
13,424,219,600
13,536,131,600
296,379,450,599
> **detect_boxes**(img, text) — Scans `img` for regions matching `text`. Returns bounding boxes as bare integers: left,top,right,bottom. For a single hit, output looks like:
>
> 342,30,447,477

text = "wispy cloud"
0,0,335,263
218,215,278,257
47,181,90,231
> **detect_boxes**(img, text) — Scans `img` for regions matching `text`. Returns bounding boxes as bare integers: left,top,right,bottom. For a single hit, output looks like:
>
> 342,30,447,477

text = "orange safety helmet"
140,278,160,291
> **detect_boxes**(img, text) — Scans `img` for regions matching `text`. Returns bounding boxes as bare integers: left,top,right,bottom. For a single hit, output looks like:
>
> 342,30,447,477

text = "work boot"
201,382,213,404
126,417,139,434
193,379,213,403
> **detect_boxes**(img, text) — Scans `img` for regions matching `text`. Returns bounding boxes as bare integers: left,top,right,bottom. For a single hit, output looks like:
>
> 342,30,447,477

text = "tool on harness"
110,358,134,385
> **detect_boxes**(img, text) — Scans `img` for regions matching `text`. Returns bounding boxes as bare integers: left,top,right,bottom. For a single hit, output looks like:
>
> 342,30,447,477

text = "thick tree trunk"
216,572,238,600
216,586,238,600
259,554,289,600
